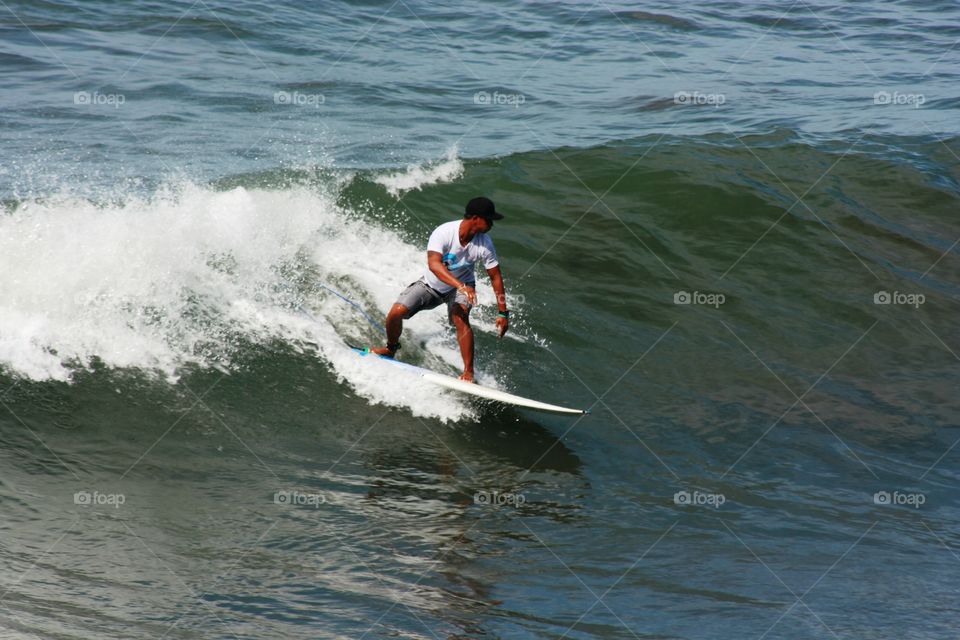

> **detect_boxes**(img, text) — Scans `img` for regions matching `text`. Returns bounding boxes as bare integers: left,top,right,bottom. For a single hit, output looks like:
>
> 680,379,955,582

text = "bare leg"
371,303,407,357
449,303,475,382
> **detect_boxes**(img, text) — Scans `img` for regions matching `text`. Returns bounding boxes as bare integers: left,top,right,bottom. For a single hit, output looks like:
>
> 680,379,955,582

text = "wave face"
7,134,955,415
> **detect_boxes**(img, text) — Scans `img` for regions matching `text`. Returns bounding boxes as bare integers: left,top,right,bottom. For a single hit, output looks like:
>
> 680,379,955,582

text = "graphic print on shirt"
441,252,471,271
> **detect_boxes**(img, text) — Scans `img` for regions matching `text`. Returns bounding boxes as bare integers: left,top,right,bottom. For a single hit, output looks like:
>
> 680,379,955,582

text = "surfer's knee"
449,304,471,327
389,303,411,320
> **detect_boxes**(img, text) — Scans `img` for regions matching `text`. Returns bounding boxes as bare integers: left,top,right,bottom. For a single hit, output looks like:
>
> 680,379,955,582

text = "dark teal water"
1,1,959,639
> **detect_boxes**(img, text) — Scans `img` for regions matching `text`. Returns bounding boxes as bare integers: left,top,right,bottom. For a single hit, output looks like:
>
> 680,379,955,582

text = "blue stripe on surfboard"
348,344,428,375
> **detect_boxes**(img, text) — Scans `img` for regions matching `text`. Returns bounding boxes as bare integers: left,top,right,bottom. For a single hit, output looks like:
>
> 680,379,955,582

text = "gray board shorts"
396,278,473,319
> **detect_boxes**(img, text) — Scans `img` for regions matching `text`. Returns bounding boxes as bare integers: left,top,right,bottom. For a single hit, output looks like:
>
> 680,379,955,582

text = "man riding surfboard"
372,197,510,382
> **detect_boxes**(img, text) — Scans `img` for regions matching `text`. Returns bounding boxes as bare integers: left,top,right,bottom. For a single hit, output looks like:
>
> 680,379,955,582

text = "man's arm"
427,251,477,303
486,265,509,338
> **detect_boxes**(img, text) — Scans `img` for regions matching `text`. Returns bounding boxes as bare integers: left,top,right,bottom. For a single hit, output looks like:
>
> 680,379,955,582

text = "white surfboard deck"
349,346,587,416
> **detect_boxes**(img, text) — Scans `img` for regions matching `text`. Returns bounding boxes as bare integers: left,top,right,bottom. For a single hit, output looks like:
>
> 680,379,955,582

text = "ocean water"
1,1,959,638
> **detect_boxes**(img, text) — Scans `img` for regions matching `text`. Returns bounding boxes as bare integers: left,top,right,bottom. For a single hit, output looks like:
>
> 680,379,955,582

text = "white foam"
373,146,464,197
0,179,536,422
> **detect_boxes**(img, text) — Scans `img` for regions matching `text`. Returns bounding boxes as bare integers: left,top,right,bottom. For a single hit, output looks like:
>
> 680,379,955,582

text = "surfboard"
349,346,587,416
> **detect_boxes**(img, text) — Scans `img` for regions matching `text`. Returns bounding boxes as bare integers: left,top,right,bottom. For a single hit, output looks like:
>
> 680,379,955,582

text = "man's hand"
459,284,477,305
496,315,509,338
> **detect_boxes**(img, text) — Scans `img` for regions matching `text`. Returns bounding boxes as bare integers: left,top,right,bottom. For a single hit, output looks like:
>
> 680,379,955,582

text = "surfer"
372,197,510,382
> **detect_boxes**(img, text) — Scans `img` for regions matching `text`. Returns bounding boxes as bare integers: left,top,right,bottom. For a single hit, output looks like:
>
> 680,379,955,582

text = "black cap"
465,196,504,220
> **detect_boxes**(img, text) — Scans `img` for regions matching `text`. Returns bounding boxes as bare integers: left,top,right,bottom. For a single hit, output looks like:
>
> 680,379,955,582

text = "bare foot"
370,346,396,358
458,371,475,383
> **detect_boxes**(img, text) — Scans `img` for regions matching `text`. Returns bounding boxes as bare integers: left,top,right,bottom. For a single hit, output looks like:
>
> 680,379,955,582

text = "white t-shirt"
422,220,499,293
